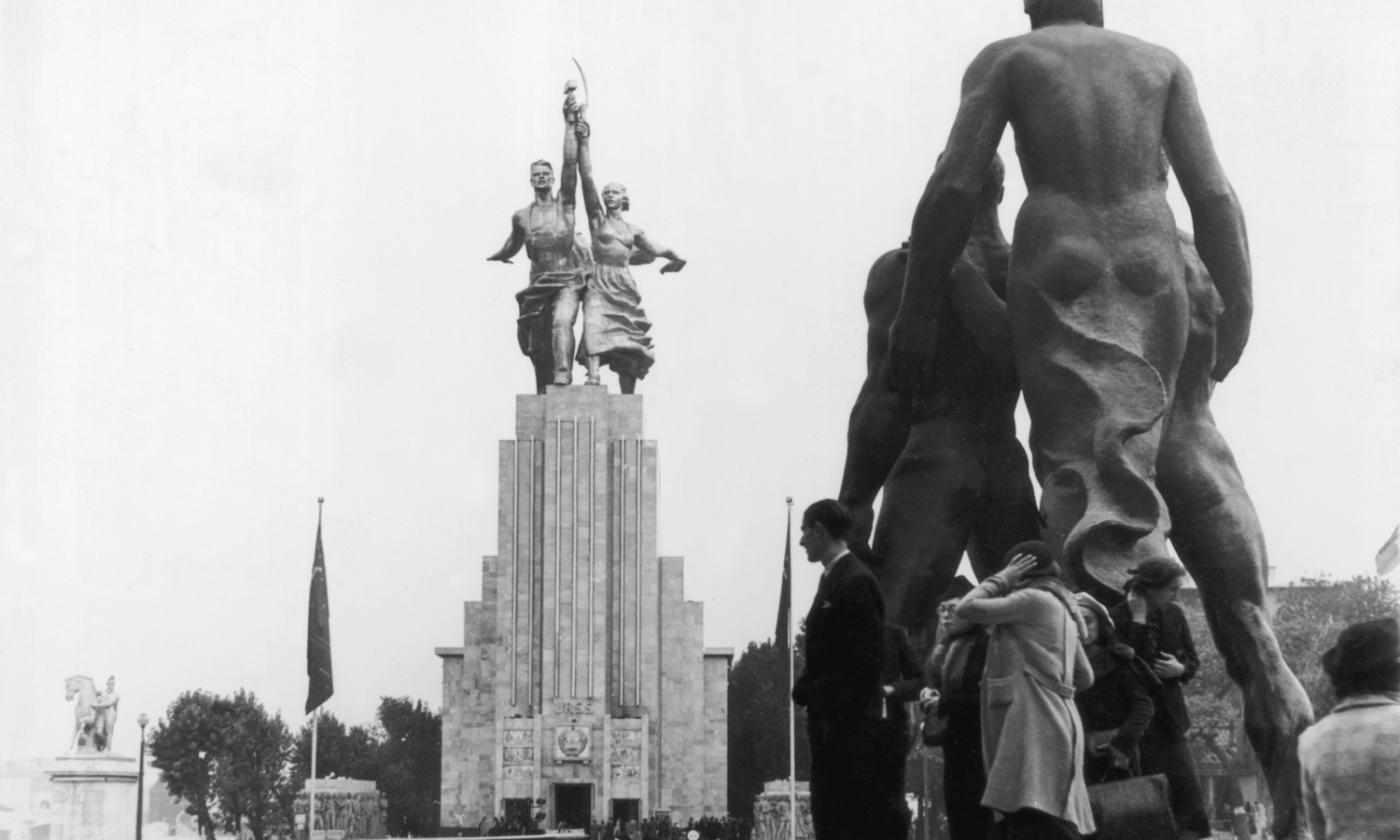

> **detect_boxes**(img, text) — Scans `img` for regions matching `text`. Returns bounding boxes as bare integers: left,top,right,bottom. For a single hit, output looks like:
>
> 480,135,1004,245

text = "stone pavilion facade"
438,386,730,831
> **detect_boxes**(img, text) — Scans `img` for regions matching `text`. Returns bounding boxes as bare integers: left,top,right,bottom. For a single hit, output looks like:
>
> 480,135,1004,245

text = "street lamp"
136,713,149,840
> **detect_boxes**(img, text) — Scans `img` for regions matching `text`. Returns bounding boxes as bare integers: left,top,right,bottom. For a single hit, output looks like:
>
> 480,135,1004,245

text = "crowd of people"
479,814,747,840
791,498,1400,840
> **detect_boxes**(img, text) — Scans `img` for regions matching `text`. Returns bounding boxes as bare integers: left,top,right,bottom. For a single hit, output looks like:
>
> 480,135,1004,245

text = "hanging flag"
775,498,793,649
306,498,334,714
1377,525,1400,577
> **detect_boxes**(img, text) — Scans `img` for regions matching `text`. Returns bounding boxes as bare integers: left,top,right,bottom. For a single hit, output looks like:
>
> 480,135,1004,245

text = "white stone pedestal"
48,755,139,840
753,780,812,840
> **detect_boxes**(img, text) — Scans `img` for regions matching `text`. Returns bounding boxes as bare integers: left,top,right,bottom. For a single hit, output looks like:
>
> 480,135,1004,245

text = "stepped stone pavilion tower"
438,386,730,831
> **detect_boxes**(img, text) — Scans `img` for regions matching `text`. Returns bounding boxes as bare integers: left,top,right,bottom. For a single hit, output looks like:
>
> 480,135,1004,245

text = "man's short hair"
1324,617,1400,699
529,159,553,174
802,499,853,542
1026,0,1104,28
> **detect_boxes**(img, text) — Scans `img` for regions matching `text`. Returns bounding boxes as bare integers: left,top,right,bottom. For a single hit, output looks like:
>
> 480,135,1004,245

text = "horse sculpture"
65,675,100,752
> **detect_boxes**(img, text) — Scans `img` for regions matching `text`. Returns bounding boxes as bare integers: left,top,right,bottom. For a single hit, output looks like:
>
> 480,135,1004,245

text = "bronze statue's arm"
1163,59,1252,382
560,113,579,214
888,43,1011,392
947,259,1012,369
576,127,603,226
487,210,527,263
632,228,685,273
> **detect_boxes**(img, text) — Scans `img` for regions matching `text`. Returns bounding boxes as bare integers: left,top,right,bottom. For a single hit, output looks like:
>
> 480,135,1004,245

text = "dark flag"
306,500,333,713
775,498,793,649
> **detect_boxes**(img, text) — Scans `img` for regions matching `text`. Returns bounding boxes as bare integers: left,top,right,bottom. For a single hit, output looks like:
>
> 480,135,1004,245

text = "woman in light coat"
956,540,1095,840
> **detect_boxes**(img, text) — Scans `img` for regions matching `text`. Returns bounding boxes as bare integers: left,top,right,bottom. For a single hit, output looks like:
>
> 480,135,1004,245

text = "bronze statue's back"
1000,25,1180,202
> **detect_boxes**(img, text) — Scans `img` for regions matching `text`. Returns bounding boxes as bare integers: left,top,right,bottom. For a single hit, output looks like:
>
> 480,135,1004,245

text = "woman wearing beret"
1109,558,1209,840
956,541,1095,839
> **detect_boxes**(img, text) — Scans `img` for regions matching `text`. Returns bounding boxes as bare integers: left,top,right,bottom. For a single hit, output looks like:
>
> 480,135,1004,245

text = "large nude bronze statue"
838,154,1040,639
887,1,1311,833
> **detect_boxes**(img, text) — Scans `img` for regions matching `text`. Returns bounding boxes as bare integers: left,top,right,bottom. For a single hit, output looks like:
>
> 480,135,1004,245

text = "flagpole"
306,495,327,840
309,706,319,840
785,497,797,840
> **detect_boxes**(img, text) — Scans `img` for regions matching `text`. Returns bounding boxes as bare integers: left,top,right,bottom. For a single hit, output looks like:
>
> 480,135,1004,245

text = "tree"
1183,576,1400,770
1271,575,1399,715
292,712,381,784
727,637,811,815
375,697,441,837
149,690,297,840
211,690,297,840
149,691,224,840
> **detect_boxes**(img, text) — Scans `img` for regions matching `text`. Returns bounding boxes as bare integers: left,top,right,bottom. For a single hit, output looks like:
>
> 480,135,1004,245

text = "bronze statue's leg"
585,355,602,386
619,374,636,395
838,381,911,554
965,432,1042,582
1159,411,1312,839
871,415,981,632
550,286,582,385
532,353,551,395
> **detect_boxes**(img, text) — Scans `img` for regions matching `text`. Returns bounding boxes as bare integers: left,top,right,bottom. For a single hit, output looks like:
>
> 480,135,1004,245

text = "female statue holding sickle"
573,107,685,393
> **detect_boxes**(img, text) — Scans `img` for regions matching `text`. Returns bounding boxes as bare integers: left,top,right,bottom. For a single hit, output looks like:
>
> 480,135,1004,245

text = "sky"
2,1,1398,765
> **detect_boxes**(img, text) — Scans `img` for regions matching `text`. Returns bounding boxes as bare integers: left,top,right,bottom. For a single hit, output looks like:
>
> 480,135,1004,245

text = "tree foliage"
211,690,297,840
1183,575,1400,769
292,712,381,784
727,637,811,814
375,697,442,837
149,690,296,840
155,691,442,837
149,691,224,840
293,698,441,836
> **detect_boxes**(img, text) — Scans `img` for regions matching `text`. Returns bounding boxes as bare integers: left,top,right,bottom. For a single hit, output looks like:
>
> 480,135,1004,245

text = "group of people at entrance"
790,500,1207,840
488,82,684,395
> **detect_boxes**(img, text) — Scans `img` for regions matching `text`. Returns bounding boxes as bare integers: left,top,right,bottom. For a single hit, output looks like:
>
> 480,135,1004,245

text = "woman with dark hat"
1073,592,1155,784
956,541,1095,839
1109,557,1209,840
1298,616,1400,838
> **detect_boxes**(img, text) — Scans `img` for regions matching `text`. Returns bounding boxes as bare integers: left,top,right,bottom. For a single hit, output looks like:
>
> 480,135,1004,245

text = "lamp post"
136,713,149,840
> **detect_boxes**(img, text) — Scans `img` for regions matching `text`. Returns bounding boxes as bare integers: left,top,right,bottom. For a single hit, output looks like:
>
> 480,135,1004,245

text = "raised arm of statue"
888,43,1012,393
1162,58,1252,382
576,125,603,228
560,98,580,214
631,228,685,274
487,210,527,263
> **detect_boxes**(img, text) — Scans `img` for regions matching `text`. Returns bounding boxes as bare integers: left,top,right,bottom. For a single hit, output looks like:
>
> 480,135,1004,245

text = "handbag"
920,706,948,747
1086,773,1176,840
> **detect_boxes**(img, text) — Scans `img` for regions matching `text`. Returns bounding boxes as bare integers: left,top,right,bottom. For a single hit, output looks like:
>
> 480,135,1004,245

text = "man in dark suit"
792,499,886,840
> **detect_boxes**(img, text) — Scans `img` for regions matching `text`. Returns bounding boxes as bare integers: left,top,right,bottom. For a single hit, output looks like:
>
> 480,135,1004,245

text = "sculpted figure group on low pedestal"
489,79,684,395
839,0,1312,836
64,674,120,754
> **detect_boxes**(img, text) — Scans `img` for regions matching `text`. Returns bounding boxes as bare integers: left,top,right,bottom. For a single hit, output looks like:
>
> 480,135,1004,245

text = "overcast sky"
2,1,1398,764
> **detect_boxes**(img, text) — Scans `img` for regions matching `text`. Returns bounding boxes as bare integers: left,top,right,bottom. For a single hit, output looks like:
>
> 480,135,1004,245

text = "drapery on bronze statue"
886,0,1311,833
573,118,685,394
487,85,588,394
838,153,1039,641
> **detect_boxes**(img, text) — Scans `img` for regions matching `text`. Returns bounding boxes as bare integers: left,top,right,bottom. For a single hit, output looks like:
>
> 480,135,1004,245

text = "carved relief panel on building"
608,725,643,781
503,725,535,778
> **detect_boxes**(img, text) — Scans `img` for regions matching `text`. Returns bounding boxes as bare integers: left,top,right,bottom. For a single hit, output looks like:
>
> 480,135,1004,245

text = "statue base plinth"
48,755,139,840
753,780,812,840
